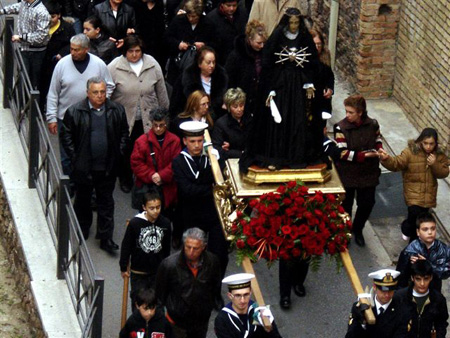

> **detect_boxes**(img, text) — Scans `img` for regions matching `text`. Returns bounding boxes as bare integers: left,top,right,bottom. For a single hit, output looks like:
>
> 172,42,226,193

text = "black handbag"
175,45,197,72
131,142,164,210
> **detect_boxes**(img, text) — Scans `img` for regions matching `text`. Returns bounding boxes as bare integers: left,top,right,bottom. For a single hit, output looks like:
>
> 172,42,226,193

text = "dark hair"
142,191,162,206
416,212,436,230
415,128,438,146
411,260,433,277
278,7,307,35
344,94,368,119
84,16,103,30
135,288,157,308
195,45,216,67
150,108,170,126
45,0,62,15
122,35,144,57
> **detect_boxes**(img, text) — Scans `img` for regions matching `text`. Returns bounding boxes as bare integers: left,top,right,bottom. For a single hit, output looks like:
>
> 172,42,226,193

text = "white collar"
374,297,391,315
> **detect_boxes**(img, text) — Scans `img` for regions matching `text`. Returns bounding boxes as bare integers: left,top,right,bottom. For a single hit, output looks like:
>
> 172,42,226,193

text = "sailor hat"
368,269,400,291
222,273,255,291
179,121,208,137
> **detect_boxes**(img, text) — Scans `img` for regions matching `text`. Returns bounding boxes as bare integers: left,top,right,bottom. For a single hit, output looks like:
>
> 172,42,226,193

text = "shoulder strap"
148,141,158,172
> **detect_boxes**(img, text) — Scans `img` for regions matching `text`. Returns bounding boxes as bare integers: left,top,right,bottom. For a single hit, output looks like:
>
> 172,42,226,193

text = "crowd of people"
2,0,449,337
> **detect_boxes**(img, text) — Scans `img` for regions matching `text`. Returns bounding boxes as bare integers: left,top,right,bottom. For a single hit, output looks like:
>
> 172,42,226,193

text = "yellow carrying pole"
340,250,376,324
204,130,272,330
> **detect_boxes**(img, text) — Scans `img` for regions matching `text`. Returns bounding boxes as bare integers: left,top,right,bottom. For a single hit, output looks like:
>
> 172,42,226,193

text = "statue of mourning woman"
239,8,327,175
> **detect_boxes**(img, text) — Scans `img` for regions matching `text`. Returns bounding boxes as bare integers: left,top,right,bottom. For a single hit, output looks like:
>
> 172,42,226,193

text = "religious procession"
0,0,449,336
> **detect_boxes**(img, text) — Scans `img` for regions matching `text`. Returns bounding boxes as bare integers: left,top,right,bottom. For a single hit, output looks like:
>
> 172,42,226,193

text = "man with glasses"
215,273,282,337
60,76,129,253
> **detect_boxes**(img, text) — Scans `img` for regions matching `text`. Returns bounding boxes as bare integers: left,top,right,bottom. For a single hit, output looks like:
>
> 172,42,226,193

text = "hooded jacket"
381,140,449,208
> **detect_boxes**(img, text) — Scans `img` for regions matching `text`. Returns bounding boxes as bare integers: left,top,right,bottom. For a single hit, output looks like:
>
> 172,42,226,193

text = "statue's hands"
266,91,276,107
306,86,316,99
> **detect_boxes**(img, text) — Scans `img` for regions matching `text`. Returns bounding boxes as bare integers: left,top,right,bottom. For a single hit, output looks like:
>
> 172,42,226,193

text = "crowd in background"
2,0,449,337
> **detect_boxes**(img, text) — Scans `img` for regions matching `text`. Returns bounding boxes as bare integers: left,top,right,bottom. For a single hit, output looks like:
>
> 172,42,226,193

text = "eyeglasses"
230,292,251,300
153,123,167,129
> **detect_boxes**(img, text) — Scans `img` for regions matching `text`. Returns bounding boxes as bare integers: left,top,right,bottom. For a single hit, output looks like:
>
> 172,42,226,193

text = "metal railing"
0,11,103,338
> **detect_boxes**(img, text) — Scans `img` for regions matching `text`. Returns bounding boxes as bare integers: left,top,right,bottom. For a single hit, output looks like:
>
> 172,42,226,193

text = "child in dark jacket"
120,288,174,338
396,212,449,292
120,192,171,302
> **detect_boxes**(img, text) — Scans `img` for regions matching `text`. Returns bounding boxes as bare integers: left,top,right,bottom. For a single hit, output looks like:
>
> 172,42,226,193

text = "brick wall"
0,182,45,337
393,0,450,152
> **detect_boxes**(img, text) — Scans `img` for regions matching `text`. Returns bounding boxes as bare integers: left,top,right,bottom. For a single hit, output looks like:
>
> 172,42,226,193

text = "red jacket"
131,130,181,208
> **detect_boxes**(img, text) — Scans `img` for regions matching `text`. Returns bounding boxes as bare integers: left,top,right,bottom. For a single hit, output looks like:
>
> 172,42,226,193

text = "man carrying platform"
214,273,282,338
345,268,411,338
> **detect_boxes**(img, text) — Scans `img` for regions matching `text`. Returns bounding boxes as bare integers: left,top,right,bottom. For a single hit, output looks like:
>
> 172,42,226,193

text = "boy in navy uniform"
215,273,282,338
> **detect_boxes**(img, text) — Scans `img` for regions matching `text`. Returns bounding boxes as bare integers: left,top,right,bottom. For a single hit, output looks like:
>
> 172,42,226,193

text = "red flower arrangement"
230,181,352,269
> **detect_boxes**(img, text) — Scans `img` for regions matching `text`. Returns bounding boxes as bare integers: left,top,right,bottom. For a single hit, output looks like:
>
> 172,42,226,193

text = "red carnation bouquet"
230,181,352,270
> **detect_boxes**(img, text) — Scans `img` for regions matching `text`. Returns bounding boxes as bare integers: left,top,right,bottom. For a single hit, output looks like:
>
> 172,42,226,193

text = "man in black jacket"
155,227,222,338
206,0,248,65
60,76,129,252
345,268,411,338
397,260,448,338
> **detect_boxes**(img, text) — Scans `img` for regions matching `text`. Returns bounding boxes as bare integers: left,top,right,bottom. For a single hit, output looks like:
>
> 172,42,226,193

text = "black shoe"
120,182,132,194
100,239,119,254
354,233,365,247
279,296,291,309
293,284,306,297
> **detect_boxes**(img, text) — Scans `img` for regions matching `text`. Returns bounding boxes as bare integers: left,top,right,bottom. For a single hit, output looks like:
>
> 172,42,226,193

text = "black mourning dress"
240,25,321,172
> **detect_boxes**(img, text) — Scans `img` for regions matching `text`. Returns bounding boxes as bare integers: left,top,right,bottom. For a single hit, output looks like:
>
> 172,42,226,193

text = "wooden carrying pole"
204,130,272,330
340,250,376,324
121,220,131,328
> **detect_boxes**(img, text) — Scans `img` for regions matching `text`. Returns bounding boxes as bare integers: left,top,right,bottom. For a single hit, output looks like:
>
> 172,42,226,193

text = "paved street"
77,82,412,337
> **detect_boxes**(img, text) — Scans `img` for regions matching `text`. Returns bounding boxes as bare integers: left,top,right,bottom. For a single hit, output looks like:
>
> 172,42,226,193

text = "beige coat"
248,0,306,36
381,140,449,208
108,54,169,134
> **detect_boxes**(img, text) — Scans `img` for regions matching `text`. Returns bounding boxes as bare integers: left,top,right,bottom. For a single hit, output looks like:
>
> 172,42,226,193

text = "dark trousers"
21,50,46,90
58,119,72,176
130,272,155,306
170,318,209,338
279,257,310,298
402,205,429,242
342,186,376,235
120,120,144,186
206,223,229,279
74,171,116,240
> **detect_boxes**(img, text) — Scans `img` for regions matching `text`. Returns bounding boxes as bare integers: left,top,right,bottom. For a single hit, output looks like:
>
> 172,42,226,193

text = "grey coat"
108,54,169,134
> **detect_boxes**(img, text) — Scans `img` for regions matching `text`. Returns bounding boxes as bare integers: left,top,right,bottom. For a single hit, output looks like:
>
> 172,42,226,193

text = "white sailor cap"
179,121,208,137
222,273,255,291
368,269,400,291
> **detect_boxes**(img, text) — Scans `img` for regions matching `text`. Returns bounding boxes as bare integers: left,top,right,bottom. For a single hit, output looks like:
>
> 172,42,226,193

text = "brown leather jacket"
381,140,449,207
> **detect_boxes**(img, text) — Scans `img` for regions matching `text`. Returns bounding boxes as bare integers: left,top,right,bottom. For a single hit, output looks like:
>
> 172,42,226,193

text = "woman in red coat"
131,108,181,213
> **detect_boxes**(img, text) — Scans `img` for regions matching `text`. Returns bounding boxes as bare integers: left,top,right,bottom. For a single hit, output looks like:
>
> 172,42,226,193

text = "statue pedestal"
244,163,331,185
225,159,345,198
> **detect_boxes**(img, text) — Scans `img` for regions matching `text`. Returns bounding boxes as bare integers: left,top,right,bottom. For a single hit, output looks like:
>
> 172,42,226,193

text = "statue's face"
288,16,300,34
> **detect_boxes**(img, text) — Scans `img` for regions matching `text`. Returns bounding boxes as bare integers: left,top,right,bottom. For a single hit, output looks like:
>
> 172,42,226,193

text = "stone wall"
0,182,45,337
393,0,450,152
